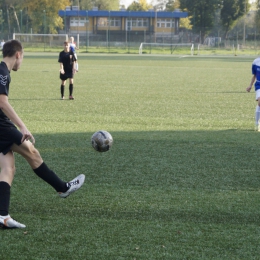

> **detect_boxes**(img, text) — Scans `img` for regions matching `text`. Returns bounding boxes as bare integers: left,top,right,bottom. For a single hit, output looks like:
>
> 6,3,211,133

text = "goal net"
13,33,68,50
139,42,194,55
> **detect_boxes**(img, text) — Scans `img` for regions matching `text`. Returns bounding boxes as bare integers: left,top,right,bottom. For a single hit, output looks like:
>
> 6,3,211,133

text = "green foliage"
23,0,70,34
165,0,180,11
79,0,119,10
221,0,249,39
0,53,259,259
255,1,260,31
0,0,70,34
0,0,23,34
179,0,225,40
127,0,152,11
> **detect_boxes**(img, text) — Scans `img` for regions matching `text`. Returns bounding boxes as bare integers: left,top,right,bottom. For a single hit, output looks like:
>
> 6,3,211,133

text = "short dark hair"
2,40,23,58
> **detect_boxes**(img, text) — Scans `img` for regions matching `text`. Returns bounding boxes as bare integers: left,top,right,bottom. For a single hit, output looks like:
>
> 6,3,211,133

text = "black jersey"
0,61,14,128
58,51,75,74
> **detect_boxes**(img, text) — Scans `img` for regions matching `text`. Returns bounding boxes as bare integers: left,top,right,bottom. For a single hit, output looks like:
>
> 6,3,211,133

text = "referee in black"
58,41,77,100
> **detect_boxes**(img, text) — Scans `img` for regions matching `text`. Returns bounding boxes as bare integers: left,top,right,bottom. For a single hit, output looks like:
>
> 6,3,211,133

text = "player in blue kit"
246,57,260,131
69,36,79,72
0,40,85,229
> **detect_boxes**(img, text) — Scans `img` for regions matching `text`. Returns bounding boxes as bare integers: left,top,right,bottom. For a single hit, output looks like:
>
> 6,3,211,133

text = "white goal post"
139,42,194,55
13,33,69,49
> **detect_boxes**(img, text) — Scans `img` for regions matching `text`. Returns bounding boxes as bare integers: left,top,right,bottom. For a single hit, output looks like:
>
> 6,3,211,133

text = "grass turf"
0,53,259,259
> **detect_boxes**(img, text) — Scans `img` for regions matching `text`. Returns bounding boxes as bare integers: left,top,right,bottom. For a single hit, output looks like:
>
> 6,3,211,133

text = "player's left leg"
0,151,26,229
255,90,260,131
69,78,74,100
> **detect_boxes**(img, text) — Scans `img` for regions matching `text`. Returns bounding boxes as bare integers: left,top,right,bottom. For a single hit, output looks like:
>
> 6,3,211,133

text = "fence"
10,31,260,56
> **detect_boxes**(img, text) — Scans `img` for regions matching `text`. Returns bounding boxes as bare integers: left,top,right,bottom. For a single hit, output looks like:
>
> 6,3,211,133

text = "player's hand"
246,86,252,92
20,127,35,145
21,133,35,145
60,69,65,74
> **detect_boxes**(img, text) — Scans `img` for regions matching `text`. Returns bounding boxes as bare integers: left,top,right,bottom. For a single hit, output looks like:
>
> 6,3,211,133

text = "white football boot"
58,174,85,198
0,215,26,229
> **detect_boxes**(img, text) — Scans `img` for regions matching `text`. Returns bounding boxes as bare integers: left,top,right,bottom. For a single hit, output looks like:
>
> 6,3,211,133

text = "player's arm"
58,53,65,74
59,62,65,74
246,75,256,92
72,61,76,75
0,94,35,144
71,52,77,74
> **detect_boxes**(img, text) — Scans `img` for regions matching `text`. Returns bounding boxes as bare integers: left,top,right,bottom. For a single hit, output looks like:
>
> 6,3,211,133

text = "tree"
220,0,249,39
164,0,191,30
255,0,260,31
23,0,70,33
127,0,152,11
165,0,179,11
179,0,222,42
79,0,119,10
0,0,24,34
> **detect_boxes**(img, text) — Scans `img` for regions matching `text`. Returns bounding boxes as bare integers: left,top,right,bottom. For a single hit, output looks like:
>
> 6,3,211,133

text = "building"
58,7,188,38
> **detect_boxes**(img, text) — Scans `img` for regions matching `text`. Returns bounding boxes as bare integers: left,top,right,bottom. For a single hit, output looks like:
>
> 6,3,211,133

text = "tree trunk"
10,6,21,32
6,5,10,34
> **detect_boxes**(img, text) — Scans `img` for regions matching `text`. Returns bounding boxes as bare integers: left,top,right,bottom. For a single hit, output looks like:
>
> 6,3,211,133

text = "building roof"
58,10,188,19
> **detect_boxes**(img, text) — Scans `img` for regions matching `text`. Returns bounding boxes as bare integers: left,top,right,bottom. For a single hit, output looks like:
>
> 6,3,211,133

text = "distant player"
0,40,85,229
58,41,76,100
246,57,260,131
69,36,79,72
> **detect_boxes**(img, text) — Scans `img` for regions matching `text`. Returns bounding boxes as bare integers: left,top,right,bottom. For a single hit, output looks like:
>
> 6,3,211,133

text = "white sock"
76,63,78,71
255,105,260,125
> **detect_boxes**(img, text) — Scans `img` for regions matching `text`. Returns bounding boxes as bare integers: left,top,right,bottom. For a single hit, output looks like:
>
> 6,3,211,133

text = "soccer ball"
91,130,113,152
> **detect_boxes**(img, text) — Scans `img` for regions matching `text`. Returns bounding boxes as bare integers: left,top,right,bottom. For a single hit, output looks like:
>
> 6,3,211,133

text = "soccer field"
1,53,260,259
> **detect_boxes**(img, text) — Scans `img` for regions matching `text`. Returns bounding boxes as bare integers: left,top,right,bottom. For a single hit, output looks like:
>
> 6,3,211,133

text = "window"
110,18,120,27
126,18,148,28
157,18,174,28
98,17,121,27
70,17,88,27
98,18,108,26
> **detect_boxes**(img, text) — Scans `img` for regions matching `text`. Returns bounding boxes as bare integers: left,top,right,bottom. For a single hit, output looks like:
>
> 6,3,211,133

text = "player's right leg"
60,78,67,100
0,151,26,229
11,140,85,197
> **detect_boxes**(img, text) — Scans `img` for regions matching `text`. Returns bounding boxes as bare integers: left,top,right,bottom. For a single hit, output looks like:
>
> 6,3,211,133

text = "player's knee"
24,144,40,161
26,147,42,169
30,146,40,160
2,165,15,178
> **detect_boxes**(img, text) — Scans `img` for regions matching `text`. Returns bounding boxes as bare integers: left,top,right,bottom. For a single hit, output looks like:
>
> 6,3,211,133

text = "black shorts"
0,127,22,155
60,72,73,81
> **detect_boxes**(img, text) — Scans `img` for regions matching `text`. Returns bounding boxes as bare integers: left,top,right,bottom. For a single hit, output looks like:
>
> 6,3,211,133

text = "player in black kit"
0,40,85,229
58,41,77,100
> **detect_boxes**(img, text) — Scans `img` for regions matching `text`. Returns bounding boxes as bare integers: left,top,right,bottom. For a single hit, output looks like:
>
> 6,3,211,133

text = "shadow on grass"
7,130,260,257
14,129,260,192
9,98,72,101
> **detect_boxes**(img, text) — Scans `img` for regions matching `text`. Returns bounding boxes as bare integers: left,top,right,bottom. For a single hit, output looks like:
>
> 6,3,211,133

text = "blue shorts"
0,127,22,155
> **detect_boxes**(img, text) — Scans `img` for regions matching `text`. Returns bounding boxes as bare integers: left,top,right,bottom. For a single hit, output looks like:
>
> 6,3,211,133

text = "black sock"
0,182,10,216
61,85,65,97
33,162,68,192
69,84,73,96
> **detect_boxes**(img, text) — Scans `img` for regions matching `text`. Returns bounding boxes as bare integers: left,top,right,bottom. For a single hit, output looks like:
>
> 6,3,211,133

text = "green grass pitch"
1,53,260,259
